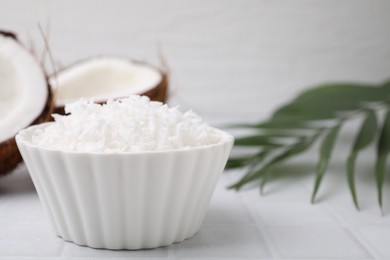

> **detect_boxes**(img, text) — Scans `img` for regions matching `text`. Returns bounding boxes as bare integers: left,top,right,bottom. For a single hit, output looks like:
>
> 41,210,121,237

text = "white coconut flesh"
51,57,163,106
0,35,47,141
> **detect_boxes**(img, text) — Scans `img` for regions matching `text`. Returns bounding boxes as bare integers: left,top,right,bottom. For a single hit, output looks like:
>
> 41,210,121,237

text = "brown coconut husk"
0,31,54,176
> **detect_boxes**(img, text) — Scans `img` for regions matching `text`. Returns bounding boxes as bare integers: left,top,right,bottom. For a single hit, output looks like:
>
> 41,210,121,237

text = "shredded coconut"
31,95,222,152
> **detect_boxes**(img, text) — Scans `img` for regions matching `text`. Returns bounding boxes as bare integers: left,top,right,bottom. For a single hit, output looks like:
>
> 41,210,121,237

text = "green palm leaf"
375,110,390,212
226,80,390,212
234,135,283,147
347,110,378,210
311,124,341,203
226,150,269,169
230,134,319,190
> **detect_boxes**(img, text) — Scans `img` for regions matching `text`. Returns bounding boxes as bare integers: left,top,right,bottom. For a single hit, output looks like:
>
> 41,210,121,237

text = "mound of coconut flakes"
31,95,222,152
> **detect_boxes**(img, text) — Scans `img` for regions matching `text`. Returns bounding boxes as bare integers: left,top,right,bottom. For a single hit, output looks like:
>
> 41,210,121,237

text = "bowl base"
56,230,199,250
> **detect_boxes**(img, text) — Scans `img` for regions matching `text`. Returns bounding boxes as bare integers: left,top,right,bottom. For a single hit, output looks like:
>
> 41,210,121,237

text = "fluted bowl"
16,123,233,250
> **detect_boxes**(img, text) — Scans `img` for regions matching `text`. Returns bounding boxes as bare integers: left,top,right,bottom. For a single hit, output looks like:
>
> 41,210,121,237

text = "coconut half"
50,56,168,113
0,31,53,175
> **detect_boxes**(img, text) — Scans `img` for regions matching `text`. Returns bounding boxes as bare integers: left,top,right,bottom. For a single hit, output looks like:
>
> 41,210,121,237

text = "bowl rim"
16,122,234,155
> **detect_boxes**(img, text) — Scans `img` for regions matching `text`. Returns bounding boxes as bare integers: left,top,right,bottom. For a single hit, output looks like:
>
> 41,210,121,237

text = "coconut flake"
31,95,222,152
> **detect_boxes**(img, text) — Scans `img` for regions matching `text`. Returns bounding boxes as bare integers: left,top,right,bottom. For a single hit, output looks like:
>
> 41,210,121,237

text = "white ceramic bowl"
16,123,233,250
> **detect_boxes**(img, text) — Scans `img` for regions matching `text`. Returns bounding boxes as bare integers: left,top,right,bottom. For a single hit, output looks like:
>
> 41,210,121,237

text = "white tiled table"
1,153,389,259
1,0,390,258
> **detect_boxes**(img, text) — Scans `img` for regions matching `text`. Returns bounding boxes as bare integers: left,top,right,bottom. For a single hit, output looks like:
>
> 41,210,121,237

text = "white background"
2,0,390,124
1,0,390,259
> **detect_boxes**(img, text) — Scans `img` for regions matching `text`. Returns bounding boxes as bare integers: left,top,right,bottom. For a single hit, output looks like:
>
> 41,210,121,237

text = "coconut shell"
142,70,169,102
52,58,169,115
0,30,17,40
0,32,54,176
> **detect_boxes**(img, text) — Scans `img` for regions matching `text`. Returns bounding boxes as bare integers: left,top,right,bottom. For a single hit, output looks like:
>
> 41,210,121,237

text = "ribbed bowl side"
18,145,82,243
17,138,233,250
17,145,63,236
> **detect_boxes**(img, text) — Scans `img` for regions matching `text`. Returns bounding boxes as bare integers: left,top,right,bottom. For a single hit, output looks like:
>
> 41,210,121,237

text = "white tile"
61,258,167,260
358,226,390,258
0,194,47,222
330,201,390,226
266,226,370,259
173,224,271,258
0,258,60,260
0,220,63,257
255,202,338,227
0,258,164,260
203,179,253,225
62,241,168,258
0,164,36,195
242,179,310,204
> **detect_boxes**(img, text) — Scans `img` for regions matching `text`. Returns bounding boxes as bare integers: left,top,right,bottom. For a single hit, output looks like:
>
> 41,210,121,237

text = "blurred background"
1,0,390,126
2,1,390,258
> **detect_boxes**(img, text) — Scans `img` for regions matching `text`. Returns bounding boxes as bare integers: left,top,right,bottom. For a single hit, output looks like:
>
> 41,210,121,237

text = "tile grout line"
352,227,385,260
58,238,67,258
238,192,281,259
167,240,177,260
321,202,381,259
299,183,380,259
